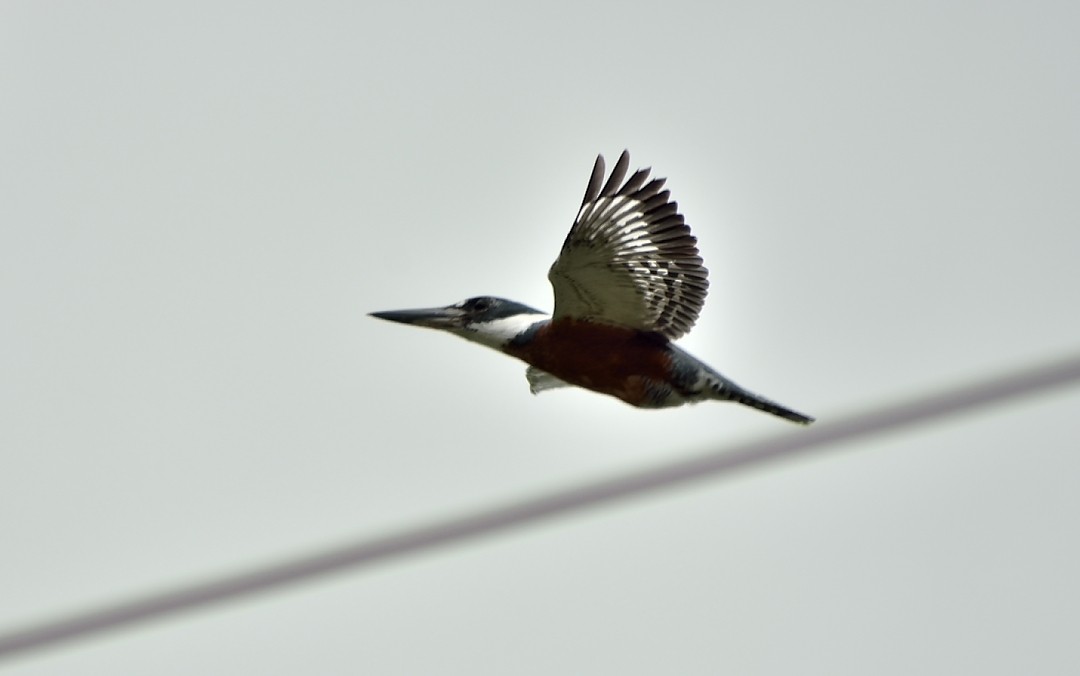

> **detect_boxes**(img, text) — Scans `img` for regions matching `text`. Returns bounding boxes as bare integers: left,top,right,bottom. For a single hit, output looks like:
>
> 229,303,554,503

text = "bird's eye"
471,298,491,312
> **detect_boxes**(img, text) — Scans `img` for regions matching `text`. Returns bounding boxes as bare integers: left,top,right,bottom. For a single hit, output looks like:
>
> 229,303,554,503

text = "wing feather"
548,151,709,340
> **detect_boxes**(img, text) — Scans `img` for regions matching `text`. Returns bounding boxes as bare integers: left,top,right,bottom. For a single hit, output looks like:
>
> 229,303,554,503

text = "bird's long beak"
368,305,467,330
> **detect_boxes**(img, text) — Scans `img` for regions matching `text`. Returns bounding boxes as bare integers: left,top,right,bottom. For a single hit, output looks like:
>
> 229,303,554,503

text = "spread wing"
548,150,709,340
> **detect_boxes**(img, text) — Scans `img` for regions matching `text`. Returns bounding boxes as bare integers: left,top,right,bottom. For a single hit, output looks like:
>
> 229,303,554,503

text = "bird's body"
508,319,682,407
371,151,814,424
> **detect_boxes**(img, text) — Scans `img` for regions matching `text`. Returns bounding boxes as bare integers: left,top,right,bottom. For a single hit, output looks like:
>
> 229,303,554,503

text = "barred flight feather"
548,150,709,340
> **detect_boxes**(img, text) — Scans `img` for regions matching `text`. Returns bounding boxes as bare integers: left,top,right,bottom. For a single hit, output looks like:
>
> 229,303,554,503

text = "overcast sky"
3,1,1079,674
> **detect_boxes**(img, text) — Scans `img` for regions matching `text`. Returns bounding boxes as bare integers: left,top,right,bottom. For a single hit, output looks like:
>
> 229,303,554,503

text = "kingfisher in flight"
370,151,814,424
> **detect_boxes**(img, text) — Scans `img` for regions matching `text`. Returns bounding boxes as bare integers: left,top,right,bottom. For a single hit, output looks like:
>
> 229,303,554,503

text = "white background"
3,1,1079,673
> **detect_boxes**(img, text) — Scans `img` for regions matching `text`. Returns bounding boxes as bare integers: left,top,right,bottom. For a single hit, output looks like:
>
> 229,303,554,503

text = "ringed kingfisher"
370,151,814,424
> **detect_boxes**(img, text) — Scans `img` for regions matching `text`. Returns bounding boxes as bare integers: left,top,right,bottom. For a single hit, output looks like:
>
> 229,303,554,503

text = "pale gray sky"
2,1,1079,674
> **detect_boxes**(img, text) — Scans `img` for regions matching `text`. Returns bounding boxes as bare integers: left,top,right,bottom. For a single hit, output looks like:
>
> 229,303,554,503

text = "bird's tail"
713,380,815,425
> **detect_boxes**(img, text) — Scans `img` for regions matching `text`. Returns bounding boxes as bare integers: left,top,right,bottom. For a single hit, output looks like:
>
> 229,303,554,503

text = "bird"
370,151,814,424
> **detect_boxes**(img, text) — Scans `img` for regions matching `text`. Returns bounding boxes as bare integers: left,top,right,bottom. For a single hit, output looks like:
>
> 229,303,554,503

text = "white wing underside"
548,151,709,340
526,366,572,394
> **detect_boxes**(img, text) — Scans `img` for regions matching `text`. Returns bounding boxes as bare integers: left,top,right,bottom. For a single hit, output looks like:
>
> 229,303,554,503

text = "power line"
2,350,1079,662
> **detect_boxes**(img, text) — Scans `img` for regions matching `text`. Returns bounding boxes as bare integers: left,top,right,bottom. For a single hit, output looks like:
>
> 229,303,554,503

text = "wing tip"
582,153,606,205
599,150,632,197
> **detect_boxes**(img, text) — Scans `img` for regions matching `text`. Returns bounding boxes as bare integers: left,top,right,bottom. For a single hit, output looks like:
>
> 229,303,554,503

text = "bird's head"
369,296,548,349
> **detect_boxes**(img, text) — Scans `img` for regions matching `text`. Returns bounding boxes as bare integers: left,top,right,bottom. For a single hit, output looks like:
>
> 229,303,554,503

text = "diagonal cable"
2,350,1079,662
